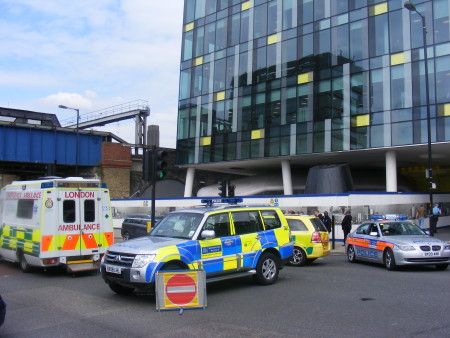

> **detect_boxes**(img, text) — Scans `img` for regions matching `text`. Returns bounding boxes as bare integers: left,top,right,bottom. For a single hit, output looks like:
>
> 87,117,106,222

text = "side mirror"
369,231,379,237
201,230,215,239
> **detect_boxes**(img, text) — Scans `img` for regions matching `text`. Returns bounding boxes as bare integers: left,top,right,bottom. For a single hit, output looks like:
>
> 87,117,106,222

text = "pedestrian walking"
322,211,331,233
430,203,441,234
415,204,426,229
341,210,352,246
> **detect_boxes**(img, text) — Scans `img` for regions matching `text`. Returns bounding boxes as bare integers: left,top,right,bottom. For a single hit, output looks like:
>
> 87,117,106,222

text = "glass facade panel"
177,0,449,166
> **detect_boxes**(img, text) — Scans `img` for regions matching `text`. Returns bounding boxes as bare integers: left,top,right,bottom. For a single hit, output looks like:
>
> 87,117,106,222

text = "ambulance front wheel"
253,252,279,285
108,283,134,295
19,253,32,273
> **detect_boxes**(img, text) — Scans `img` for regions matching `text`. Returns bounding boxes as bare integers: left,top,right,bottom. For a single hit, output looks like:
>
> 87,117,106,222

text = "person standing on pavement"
322,211,331,233
314,209,324,221
430,203,441,234
341,210,352,246
415,204,426,229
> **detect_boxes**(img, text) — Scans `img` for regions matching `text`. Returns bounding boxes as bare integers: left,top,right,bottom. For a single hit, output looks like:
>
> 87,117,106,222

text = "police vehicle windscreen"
149,213,203,239
381,222,426,236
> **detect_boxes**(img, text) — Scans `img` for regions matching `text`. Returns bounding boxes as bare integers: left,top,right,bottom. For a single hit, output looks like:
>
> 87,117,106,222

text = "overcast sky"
0,0,184,148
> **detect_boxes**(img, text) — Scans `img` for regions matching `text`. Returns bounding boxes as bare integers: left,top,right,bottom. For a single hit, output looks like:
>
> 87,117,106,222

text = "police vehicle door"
199,212,238,276
230,210,264,270
365,223,382,261
58,186,100,257
352,223,371,260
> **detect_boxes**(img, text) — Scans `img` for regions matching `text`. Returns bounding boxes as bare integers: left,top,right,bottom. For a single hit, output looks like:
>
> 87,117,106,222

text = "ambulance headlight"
132,254,156,268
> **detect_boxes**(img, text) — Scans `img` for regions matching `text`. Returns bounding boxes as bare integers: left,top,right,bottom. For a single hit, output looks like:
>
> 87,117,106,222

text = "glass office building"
176,0,450,195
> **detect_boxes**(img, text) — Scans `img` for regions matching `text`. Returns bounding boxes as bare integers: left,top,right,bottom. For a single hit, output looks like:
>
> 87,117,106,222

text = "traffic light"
228,181,235,197
155,150,168,180
143,149,154,181
218,179,227,197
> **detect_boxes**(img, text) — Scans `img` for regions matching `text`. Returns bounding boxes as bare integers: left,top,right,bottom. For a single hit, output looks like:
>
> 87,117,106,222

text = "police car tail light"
311,232,322,243
132,254,156,268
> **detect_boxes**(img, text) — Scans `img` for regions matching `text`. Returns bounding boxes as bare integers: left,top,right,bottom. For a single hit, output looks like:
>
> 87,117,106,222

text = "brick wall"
101,143,131,198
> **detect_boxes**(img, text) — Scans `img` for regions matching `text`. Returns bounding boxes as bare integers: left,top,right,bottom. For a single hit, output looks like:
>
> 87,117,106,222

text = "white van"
0,177,114,273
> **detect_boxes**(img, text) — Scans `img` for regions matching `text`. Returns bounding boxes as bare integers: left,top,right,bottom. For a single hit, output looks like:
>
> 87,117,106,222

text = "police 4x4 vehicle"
101,202,293,294
346,215,450,270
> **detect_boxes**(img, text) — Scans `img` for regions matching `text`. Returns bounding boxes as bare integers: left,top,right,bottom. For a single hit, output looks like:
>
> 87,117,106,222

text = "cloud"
0,0,183,148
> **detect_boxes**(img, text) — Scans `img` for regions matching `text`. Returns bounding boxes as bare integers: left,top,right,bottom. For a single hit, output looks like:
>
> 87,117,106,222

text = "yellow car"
285,215,331,266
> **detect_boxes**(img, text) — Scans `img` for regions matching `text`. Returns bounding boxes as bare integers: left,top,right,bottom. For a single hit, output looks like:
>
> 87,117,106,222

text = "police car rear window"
310,218,328,232
260,210,282,230
286,218,308,231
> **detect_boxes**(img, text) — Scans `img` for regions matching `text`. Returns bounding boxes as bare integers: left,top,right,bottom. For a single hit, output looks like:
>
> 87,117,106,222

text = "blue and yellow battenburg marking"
143,227,291,283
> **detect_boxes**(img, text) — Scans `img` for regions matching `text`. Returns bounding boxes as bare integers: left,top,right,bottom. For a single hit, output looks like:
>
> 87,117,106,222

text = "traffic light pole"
151,145,156,227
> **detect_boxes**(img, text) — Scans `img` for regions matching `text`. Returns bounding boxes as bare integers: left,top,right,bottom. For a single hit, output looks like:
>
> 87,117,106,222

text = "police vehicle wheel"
384,249,397,271
347,245,357,263
19,253,32,273
289,247,307,266
436,264,448,271
122,231,130,241
253,252,279,285
109,283,134,295
161,263,183,271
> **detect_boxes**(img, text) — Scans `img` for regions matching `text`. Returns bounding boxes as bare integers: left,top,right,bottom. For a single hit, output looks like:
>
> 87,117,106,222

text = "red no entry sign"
165,273,197,306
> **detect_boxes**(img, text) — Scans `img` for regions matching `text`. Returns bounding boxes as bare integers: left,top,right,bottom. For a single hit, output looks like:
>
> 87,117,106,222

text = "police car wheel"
436,264,448,271
19,253,32,273
347,245,357,263
122,231,130,241
109,282,134,295
253,253,279,285
384,249,397,271
289,247,307,266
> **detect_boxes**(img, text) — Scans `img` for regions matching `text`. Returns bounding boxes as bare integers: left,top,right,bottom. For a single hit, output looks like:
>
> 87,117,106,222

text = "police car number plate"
106,265,122,274
424,252,439,257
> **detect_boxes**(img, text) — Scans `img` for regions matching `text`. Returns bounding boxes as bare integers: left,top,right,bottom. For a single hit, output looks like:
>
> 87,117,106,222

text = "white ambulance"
0,177,114,273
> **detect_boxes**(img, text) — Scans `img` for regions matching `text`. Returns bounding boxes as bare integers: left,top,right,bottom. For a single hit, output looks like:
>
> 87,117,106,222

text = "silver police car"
346,216,450,270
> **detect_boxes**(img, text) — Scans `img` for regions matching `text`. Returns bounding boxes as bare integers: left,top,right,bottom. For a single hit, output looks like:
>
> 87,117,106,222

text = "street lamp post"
404,1,434,235
58,105,80,177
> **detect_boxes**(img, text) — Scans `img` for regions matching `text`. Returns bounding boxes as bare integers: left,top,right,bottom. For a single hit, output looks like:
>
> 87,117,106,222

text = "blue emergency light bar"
369,214,409,221
201,198,243,205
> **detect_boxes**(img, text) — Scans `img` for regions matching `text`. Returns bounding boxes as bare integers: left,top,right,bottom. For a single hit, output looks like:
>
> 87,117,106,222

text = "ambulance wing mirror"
201,230,215,240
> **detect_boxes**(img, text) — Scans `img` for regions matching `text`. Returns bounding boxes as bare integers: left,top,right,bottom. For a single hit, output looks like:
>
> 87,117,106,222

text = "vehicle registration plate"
424,252,439,257
106,265,122,274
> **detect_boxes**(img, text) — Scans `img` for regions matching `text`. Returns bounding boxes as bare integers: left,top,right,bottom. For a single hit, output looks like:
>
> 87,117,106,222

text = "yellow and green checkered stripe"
0,226,41,256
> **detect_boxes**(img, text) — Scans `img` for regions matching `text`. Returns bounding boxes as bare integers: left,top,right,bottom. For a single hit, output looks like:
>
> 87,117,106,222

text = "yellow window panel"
391,52,405,66
369,2,388,16
241,1,251,11
298,72,313,84
194,57,203,66
200,136,211,146
267,34,279,45
215,91,225,101
251,129,265,140
438,103,450,116
185,22,194,32
352,114,370,127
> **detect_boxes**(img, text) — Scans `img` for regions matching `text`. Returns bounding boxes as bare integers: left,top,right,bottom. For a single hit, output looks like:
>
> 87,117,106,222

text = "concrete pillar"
184,167,195,197
386,150,397,192
281,160,293,195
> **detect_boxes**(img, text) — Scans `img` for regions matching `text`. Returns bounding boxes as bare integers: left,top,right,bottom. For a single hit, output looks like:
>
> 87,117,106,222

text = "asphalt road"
1,246,450,338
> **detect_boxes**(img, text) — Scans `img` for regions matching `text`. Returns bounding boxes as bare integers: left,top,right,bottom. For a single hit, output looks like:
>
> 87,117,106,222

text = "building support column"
281,160,293,195
184,167,195,197
386,150,397,192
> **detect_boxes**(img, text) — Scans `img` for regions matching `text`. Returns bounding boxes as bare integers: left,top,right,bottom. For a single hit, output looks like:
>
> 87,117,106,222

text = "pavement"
329,225,450,254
